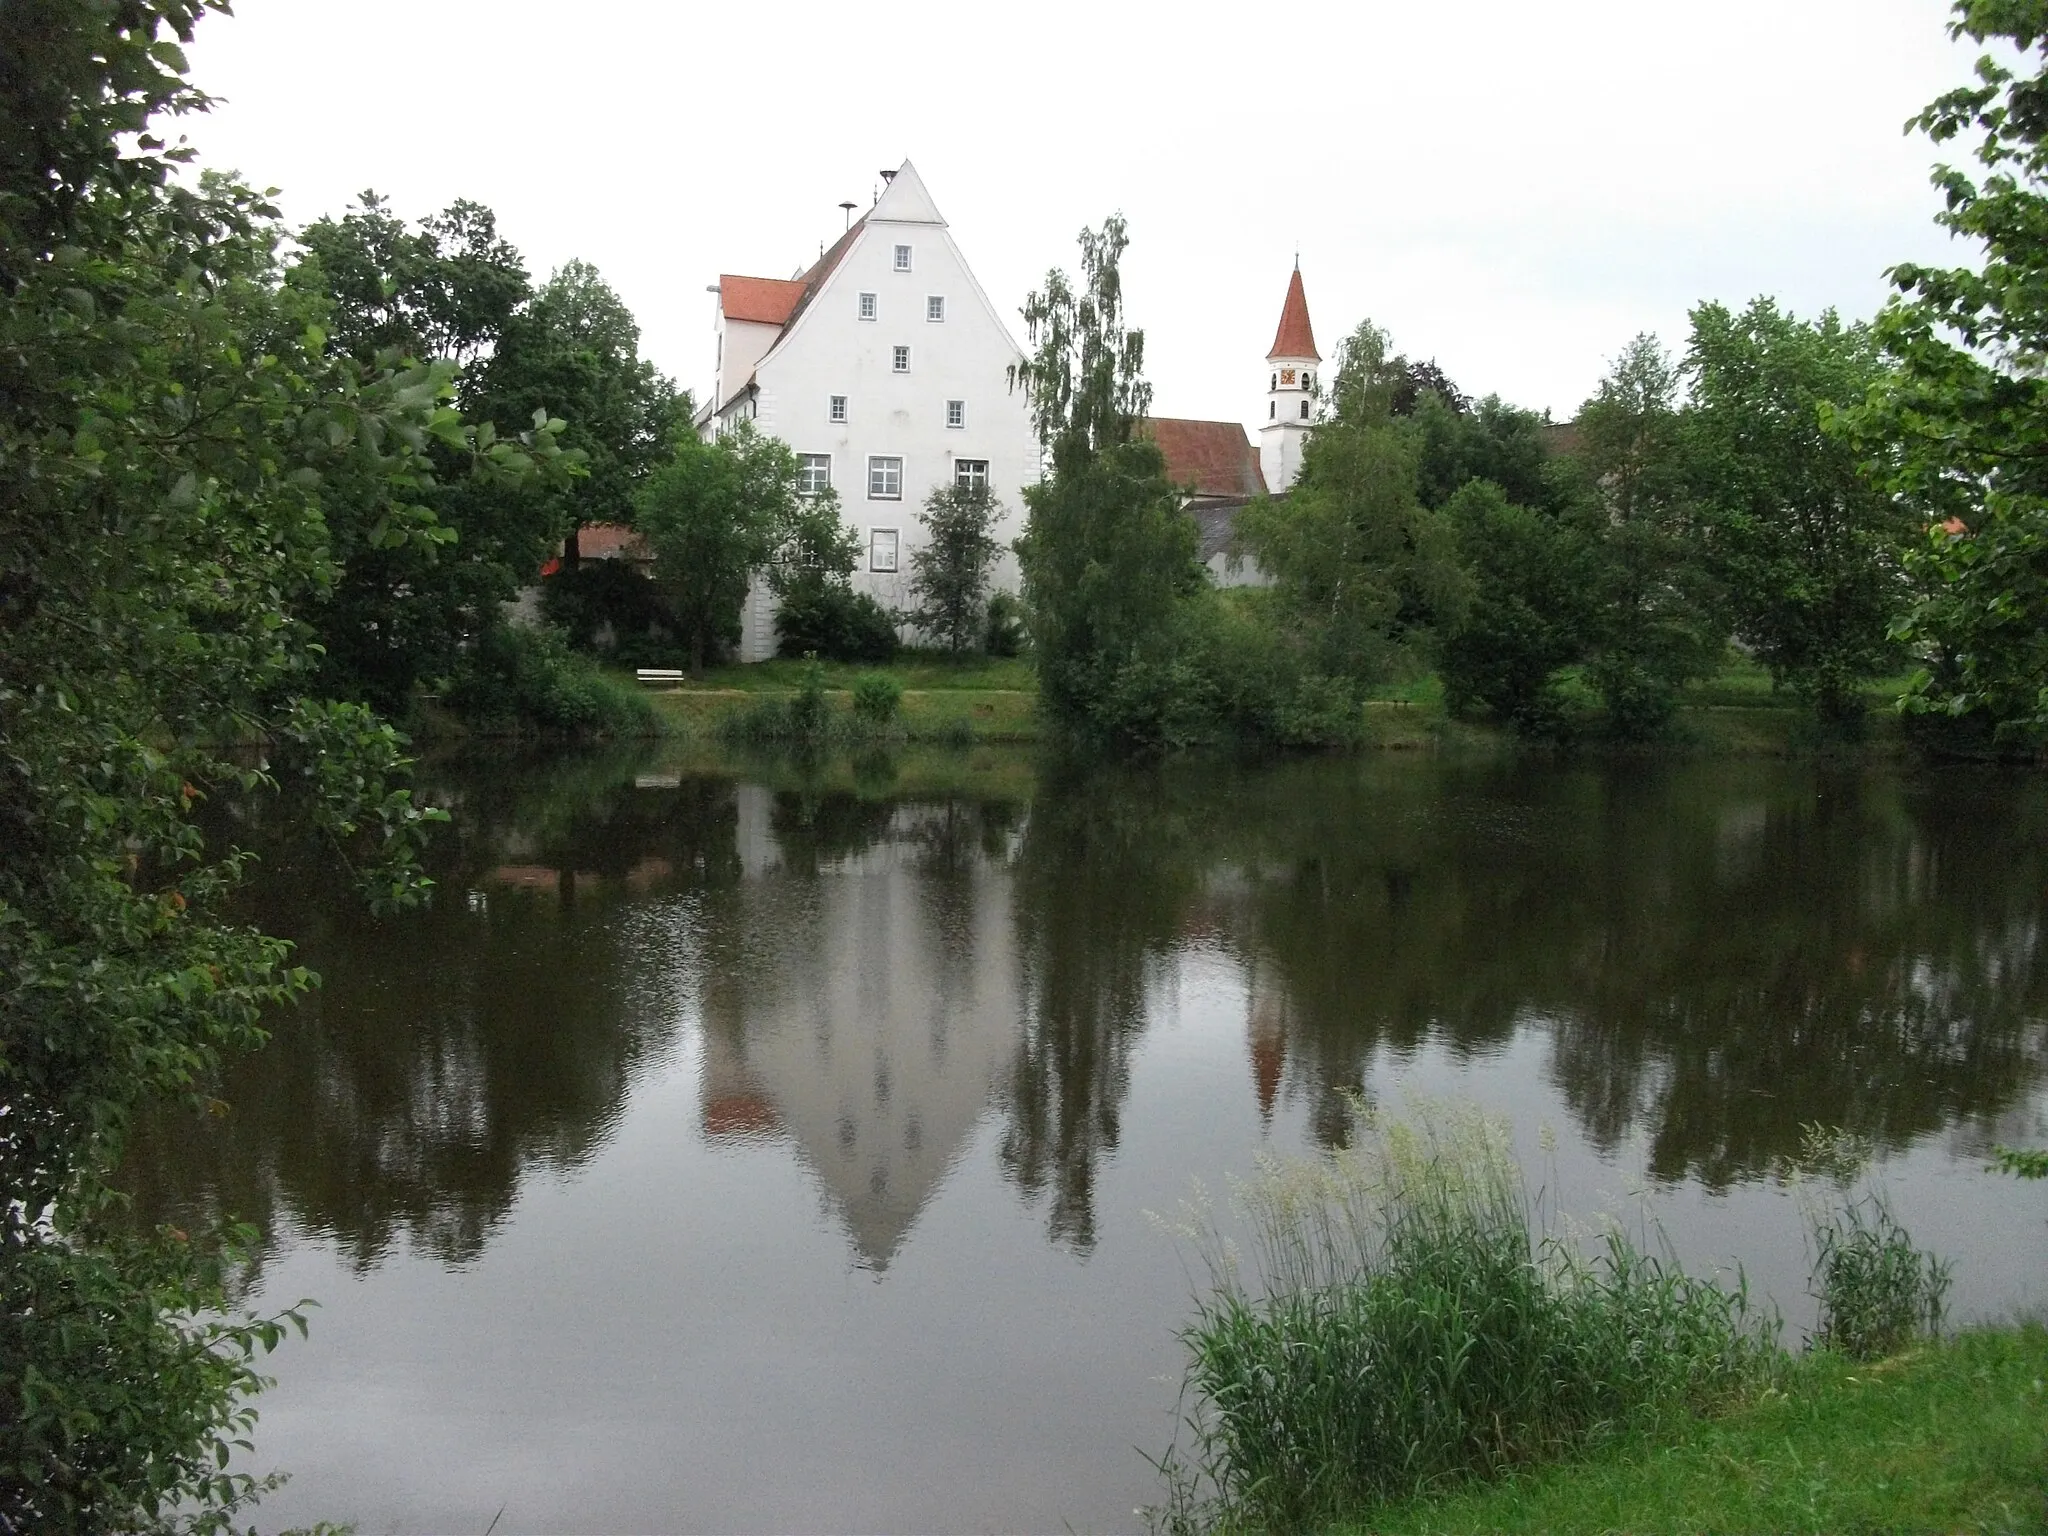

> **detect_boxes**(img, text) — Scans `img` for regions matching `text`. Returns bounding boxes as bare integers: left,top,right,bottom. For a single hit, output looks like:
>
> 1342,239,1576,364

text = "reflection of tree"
1000,766,1203,1251
122,750,746,1276
1192,757,2048,1187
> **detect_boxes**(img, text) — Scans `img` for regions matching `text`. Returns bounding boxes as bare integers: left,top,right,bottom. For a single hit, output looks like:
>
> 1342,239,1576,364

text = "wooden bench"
635,669,687,689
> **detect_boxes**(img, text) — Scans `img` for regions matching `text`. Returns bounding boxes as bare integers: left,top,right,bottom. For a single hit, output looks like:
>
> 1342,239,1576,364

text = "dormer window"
858,292,877,321
894,244,912,272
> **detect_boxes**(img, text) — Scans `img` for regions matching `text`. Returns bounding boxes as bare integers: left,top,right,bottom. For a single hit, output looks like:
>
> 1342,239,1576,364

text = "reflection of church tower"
1246,963,1289,1126
1259,263,1321,493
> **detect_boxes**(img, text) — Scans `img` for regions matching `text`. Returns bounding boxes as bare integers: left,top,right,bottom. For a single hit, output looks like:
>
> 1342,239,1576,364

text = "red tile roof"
1142,417,1268,498
574,522,651,561
719,274,807,326
1267,267,1320,362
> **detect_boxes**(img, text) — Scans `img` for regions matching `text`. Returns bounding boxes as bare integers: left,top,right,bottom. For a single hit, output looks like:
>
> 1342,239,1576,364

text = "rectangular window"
867,455,903,500
894,244,912,271
797,454,832,494
869,527,899,573
829,394,847,423
926,295,945,322
858,291,877,321
892,345,910,373
945,399,965,429
954,458,989,492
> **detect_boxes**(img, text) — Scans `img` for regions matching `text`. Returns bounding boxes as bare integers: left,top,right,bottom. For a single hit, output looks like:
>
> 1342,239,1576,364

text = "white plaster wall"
717,316,783,410
747,213,1040,635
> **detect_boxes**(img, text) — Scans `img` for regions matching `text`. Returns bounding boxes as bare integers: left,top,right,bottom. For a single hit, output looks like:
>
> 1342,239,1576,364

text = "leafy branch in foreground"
1,3,574,1527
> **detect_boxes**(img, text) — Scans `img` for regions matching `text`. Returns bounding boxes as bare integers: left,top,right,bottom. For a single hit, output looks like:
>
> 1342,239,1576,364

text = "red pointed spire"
1267,264,1320,362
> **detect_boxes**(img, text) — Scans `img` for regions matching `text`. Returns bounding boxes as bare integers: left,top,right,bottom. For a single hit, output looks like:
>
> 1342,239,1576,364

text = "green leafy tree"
1846,1,2048,748
635,422,796,670
1572,335,1722,737
907,483,1004,654
1686,299,1907,722
296,190,529,367
0,4,575,1526
1012,215,1204,745
1241,319,1471,685
471,258,687,552
1439,479,1603,733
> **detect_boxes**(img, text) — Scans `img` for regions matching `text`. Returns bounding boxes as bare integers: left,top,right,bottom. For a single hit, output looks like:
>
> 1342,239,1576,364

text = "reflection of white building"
699,799,1021,1269
700,162,1041,661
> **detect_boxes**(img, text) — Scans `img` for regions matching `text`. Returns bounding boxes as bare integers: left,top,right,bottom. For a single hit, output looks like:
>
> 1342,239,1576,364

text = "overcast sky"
180,0,1981,432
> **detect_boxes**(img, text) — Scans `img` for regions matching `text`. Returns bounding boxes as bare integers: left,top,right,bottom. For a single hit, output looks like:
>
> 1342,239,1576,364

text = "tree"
471,258,687,552
635,422,795,671
296,191,529,368
1571,335,1722,737
294,204,681,714
1439,479,1603,733
907,484,1004,654
1240,319,1471,685
1845,2,2048,748
0,5,574,1526
1012,216,1205,745
1686,299,1907,722
768,480,897,662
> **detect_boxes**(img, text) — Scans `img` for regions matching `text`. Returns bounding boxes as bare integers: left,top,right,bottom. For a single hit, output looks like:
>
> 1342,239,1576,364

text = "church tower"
1259,263,1320,493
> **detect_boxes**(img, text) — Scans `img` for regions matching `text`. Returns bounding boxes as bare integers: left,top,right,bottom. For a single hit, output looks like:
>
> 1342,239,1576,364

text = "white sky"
181,0,1980,432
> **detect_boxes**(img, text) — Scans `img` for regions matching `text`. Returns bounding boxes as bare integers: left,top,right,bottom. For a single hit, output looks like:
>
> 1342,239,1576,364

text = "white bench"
635,669,687,689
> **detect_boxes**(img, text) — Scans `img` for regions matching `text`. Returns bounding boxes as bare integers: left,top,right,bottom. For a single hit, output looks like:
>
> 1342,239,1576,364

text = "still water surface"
126,749,2048,1533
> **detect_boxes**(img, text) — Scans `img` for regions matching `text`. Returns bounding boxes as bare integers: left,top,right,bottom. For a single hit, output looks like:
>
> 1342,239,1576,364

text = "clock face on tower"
1280,368,1297,385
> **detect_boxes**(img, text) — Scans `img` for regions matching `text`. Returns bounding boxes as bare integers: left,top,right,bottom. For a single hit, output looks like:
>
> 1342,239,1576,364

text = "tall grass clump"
1160,1107,1776,1534
1808,1195,1950,1360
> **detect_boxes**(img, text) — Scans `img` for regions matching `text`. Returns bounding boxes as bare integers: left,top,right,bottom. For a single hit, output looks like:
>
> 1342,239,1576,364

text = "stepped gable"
1143,417,1268,498
1267,266,1320,361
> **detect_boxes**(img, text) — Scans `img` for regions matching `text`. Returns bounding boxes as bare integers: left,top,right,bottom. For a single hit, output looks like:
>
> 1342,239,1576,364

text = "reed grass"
1157,1107,1779,1535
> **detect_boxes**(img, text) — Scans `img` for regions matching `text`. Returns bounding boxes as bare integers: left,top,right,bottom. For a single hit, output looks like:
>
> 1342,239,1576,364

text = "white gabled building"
702,161,1040,662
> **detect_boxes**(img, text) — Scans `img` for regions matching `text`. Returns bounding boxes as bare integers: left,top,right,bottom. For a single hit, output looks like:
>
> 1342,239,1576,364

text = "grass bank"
619,654,1040,745
616,654,1925,757
1358,1324,2048,1536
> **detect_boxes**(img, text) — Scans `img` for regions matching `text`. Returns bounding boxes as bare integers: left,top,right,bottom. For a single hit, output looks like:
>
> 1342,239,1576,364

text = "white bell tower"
1259,261,1321,493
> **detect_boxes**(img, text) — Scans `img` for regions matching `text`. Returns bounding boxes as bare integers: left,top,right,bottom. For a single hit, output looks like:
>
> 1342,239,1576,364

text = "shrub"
984,589,1027,657
776,584,898,663
1162,1106,1776,1533
444,625,657,738
1808,1195,1950,1360
539,558,667,652
851,672,904,726
787,657,831,741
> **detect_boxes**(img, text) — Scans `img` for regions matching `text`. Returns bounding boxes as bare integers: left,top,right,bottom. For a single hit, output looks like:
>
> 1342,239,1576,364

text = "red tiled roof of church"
1142,417,1268,498
1267,267,1320,362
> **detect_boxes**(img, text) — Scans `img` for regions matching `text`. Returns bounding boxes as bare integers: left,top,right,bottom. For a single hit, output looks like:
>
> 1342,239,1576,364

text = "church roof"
718,274,807,327
1143,417,1269,498
1267,266,1320,362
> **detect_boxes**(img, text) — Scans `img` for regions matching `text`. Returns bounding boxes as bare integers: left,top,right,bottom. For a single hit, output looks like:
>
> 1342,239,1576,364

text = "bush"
1162,1107,1776,1533
539,558,667,653
787,658,830,740
775,583,898,663
444,624,658,738
851,672,903,726
984,589,1027,657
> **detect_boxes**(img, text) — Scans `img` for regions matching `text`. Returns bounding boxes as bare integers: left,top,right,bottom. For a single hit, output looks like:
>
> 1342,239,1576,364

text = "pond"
123,747,2048,1534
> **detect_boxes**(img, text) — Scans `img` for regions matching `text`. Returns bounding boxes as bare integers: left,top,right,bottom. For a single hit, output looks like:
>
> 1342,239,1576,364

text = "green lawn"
640,652,1034,693
1353,1326,2048,1536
